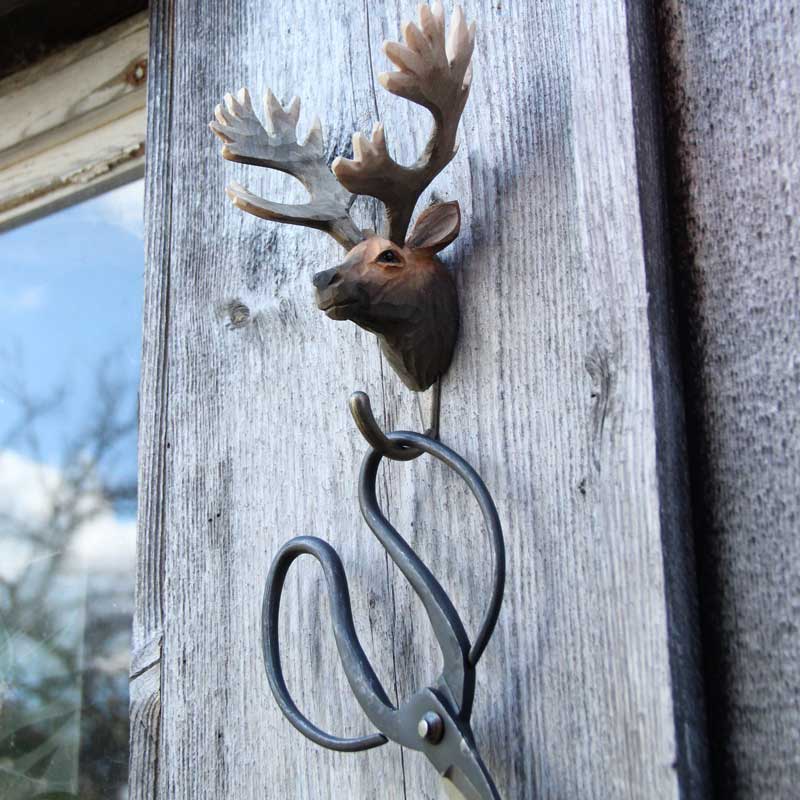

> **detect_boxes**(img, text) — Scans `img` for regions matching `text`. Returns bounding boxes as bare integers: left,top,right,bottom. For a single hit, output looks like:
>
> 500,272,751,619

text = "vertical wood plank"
658,2,800,797
625,2,709,796
134,0,709,797
129,1,174,797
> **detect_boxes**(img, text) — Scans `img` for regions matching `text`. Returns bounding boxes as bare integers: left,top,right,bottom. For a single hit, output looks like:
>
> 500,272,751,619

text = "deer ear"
405,202,461,253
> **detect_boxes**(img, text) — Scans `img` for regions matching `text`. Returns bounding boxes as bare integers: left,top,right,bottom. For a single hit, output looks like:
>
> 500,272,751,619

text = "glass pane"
0,180,143,800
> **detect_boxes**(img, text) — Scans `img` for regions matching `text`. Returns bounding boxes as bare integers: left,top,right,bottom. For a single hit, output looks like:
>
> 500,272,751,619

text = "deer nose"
313,267,341,290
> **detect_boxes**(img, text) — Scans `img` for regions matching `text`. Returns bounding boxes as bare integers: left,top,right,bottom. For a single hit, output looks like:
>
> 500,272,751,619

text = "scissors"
262,429,506,799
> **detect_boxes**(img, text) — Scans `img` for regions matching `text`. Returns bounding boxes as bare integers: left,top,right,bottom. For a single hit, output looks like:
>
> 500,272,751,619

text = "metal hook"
349,378,441,461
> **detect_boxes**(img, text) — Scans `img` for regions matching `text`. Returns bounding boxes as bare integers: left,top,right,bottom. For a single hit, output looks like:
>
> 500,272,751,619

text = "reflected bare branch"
0,351,137,800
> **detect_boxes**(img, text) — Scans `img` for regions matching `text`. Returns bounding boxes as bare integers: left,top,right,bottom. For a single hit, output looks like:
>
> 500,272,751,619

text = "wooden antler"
210,88,365,249
332,2,475,244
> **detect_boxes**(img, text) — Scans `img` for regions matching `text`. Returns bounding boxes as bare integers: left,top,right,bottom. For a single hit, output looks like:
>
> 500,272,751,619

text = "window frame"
0,11,148,233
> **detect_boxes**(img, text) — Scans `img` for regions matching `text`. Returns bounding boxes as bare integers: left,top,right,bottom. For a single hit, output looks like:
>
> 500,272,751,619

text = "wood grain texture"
0,0,147,81
0,12,148,231
129,1,174,797
134,1,707,797
657,2,800,797
0,12,148,165
625,4,709,796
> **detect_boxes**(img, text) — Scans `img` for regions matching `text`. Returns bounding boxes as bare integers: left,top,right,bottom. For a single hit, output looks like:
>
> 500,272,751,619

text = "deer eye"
376,249,401,265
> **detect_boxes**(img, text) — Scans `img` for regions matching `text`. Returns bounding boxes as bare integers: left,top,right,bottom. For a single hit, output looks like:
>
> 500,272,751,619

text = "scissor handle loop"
371,431,506,668
262,536,389,752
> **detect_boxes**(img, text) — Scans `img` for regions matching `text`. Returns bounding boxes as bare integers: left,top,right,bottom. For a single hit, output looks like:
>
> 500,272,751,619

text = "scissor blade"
442,774,470,800
441,757,501,800
404,688,502,800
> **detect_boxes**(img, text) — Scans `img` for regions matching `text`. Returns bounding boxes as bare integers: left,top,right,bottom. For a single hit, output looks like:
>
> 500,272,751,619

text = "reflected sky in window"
0,180,143,800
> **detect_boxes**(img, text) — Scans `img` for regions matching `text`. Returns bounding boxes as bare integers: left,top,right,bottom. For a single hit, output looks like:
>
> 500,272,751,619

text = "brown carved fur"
313,204,460,390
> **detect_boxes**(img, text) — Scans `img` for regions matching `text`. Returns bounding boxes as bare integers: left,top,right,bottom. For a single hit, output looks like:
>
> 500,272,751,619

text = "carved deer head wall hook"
211,6,508,799
210,1,474,391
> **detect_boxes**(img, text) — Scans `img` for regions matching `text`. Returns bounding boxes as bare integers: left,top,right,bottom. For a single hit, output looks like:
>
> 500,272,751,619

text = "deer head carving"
210,2,474,391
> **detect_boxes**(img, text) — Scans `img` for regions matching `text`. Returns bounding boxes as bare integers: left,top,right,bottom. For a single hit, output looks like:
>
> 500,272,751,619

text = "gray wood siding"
658,2,800,797
132,1,708,797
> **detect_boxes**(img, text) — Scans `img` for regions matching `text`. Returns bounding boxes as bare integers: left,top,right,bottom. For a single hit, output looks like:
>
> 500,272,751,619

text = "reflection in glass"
0,181,143,799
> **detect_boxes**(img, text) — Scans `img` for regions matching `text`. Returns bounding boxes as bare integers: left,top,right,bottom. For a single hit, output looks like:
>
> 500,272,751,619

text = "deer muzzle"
313,265,368,321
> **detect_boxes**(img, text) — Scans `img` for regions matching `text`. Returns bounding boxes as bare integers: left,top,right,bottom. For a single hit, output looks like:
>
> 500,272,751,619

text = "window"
0,180,144,800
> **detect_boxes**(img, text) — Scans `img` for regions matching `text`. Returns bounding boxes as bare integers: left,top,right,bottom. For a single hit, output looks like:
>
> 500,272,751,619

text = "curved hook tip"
348,383,441,461
348,390,424,461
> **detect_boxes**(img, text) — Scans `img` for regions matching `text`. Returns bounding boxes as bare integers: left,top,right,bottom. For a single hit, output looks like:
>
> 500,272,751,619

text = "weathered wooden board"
0,12,147,232
133,1,708,797
129,3,172,798
658,3,800,797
